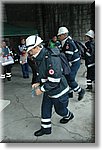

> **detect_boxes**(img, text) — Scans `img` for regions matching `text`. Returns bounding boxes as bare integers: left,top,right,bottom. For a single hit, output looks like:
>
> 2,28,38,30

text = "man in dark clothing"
85,30,95,90
26,35,74,136
57,27,85,101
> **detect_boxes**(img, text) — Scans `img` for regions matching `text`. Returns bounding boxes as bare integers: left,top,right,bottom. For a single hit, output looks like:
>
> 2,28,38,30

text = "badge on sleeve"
66,44,69,49
49,69,55,75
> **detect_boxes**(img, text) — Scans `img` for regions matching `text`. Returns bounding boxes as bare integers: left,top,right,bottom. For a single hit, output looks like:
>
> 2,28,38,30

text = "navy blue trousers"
87,65,95,81
41,92,69,132
21,63,29,78
66,60,81,92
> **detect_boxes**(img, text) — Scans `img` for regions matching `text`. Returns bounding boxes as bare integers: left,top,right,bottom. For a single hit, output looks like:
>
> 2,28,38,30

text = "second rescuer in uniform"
26,35,74,136
57,27,85,100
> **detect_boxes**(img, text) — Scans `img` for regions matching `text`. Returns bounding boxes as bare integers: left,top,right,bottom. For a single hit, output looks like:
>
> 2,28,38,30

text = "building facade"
3,2,95,41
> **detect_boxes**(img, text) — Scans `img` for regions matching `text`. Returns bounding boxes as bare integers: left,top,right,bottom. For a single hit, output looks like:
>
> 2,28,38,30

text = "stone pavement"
0,60,95,143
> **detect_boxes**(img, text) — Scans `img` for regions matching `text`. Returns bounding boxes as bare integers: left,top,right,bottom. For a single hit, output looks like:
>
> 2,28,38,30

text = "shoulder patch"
49,69,55,75
66,44,69,49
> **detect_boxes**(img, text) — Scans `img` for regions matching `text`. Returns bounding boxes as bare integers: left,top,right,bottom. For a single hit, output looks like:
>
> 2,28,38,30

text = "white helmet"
26,35,43,52
85,30,94,39
57,27,69,36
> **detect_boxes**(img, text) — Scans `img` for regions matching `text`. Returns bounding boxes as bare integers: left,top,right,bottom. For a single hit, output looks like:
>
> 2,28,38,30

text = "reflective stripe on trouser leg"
73,85,81,93
0,74,5,79
41,93,52,131
41,118,51,129
6,73,11,78
63,111,72,119
87,79,92,85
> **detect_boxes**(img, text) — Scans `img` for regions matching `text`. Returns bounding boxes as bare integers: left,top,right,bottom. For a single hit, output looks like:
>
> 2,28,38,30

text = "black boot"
78,88,85,101
60,113,74,124
86,85,92,90
7,77,11,81
34,128,51,136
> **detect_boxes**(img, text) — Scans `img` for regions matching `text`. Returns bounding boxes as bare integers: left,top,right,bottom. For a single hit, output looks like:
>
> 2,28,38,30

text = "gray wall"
4,2,95,41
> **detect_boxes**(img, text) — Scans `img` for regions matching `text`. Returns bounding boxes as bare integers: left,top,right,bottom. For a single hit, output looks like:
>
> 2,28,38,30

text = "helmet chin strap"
34,35,37,45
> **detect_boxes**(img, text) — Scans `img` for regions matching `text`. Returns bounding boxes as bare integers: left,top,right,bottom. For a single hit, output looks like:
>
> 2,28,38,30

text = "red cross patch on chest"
49,69,55,75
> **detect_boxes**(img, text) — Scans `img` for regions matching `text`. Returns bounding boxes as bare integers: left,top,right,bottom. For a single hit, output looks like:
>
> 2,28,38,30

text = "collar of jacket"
61,37,69,47
35,47,46,61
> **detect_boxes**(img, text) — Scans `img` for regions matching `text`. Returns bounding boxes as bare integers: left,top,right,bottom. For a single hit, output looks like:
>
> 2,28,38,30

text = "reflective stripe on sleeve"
88,63,95,67
86,52,91,56
74,49,79,52
70,57,80,63
65,51,74,55
40,85,46,92
41,79,47,83
48,77,61,83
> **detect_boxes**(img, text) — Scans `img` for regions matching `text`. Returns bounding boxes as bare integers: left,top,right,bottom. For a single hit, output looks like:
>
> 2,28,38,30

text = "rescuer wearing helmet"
26,35,74,137
57,27,85,101
85,30,95,90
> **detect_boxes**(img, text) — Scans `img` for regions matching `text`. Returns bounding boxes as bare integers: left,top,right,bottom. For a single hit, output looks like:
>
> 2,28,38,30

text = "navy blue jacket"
85,40,95,67
62,38,80,63
34,47,69,98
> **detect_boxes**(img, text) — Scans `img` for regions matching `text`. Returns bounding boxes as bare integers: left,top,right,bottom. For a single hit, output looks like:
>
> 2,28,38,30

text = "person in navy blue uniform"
85,30,95,90
57,27,85,101
26,35,74,136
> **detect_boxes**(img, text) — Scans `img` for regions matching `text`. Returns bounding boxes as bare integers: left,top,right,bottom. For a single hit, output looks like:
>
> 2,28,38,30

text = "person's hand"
32,83,43,96
35,88,43,95
32,83,40,88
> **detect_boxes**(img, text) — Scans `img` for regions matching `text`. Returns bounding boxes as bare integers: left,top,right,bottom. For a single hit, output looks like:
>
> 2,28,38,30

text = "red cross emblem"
49,69,55,75
66,44,69,49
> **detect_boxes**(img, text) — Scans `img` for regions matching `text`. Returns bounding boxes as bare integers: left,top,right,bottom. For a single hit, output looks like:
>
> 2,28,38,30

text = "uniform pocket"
58,92,69,103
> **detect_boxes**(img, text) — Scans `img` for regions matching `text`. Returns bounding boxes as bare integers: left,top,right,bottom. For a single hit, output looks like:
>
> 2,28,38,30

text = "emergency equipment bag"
1,55,14,66
45,48,71,76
